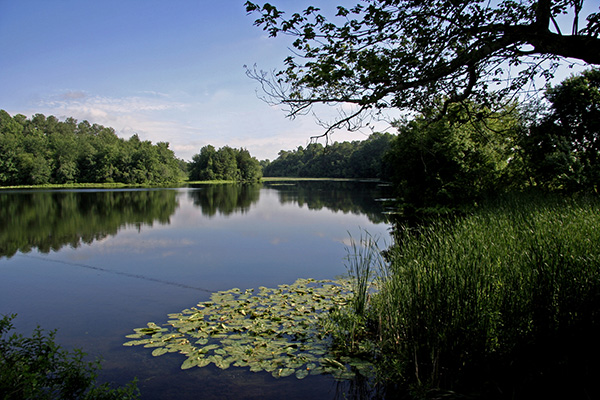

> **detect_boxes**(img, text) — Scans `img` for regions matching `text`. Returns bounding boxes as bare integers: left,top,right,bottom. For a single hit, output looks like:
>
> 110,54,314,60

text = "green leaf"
295,368,310,379
181,357,199,370
152,347,168,357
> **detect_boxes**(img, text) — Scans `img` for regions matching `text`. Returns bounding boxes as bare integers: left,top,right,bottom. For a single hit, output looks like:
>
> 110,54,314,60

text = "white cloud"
23,87,394,163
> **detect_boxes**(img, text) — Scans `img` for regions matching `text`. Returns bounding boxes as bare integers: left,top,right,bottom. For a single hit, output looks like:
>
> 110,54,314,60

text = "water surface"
0,181,392,399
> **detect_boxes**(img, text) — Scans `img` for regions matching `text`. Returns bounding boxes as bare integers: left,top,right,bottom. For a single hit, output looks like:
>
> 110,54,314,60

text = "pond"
0,181,393,399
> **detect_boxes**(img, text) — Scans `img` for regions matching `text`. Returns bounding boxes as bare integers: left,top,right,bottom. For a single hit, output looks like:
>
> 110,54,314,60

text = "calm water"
0,181,392,399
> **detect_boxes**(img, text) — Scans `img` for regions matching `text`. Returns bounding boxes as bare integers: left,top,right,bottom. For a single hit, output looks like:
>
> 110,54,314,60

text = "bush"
0,314,139,400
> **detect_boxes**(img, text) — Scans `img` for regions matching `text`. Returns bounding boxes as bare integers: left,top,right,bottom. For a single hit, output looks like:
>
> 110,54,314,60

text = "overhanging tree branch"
246,0,600,137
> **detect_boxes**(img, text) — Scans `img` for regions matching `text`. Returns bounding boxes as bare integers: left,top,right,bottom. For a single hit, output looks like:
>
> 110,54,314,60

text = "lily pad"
123,278,374,380
152,347,168,357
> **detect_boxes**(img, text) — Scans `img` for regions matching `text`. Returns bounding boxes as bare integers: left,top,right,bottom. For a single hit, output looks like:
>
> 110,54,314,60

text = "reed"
342,193,600,396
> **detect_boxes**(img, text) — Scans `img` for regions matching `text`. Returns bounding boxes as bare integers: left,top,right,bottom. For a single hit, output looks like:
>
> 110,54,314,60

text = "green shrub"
0,314,139,400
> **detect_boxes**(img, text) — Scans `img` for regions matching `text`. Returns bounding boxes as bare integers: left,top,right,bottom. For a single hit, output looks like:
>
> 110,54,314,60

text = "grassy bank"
0,177,364,190
0,180,241,189
337,193,600,398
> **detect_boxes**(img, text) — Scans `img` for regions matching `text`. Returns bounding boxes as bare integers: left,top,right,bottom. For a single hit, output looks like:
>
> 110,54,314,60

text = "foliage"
188,145,262,182
124,278,373,381
520,68,600,192
382,102,523,210
263,132,393,178
0,111,186,186
246,0,600,136
340,194,600,397
0,314,139,400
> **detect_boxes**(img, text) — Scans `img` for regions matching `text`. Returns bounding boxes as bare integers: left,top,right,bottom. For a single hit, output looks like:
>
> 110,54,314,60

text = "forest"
0,111,186,186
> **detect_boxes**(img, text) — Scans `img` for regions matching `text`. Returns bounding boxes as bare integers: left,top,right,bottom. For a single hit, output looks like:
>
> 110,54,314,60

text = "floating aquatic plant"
124,278,374,380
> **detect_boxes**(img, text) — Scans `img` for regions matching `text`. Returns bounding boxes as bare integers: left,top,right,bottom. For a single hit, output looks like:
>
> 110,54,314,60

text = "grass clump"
335,194,600,398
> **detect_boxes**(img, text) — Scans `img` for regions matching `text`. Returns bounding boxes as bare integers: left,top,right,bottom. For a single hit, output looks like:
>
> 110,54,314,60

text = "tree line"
2,68,597,199
261,132,393,179
0,111,186,186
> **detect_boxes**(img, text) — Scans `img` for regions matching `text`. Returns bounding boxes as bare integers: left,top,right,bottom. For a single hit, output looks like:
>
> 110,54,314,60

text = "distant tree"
246,0,600,138
189,145,217,181
262,133,393,178
214,146,239,180
0,110,23,185
189,145,262,182
236,148,263,181
349,132,394,178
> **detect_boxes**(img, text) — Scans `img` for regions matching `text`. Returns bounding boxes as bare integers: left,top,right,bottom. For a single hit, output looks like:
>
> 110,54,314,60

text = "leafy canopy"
520,68,600,191
246,0,600,137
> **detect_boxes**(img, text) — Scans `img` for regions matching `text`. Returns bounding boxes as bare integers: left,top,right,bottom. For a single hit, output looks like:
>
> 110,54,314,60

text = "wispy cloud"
59,90,87,100
42,91,187,115
25,88,389,162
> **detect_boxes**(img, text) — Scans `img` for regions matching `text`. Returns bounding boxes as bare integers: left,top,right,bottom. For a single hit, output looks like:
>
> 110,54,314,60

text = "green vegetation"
0,111,186,186
332,194,600,397
262,132,393,178
241,12,600,392
383,102,522,211
521,68,600,193
2,2,598,395
123,278,373,381
381,69,600,212
188,145,262,182
1,314,139,400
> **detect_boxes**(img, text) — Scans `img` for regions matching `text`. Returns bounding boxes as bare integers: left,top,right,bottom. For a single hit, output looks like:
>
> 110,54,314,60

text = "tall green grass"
342,194,600,396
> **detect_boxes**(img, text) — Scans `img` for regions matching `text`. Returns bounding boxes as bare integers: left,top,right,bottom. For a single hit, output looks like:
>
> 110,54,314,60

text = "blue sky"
0,1,596,161
0,0,371,161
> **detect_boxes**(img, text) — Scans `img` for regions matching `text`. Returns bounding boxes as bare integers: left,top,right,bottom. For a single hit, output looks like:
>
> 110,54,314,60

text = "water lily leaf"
125,278,363,380
214,348,227,356
125,333,145,339
272,368,295,378
124,338,152,346
198,344,219,353
213,357,232,370
123,340,145,347
181,357,201,370
152,347,168,357
144,341,165,348
321,357,345,369
332,370,356,381
295,368,310,379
